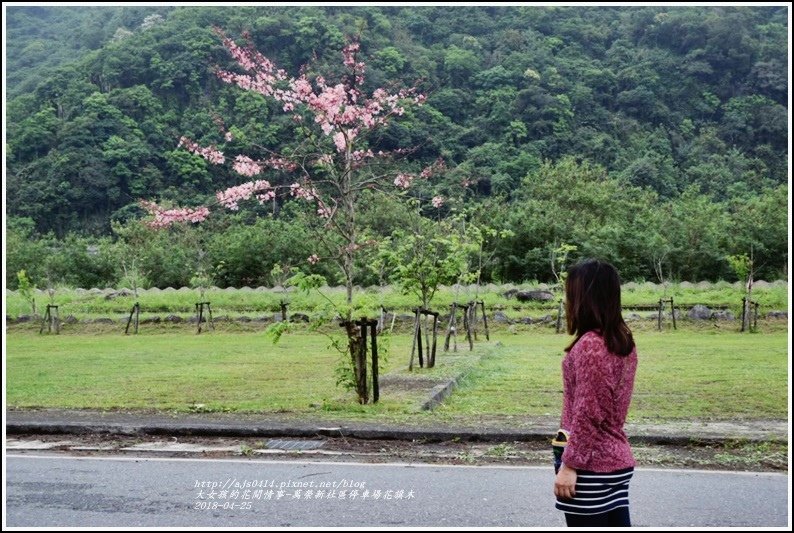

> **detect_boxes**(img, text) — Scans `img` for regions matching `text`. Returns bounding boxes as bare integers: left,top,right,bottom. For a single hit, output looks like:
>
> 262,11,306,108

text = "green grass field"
436,329,789,421
5,281,788,318
6,327,788,422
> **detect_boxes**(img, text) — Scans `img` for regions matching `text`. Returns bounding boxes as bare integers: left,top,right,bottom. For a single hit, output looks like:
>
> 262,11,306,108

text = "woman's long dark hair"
564,259,635,356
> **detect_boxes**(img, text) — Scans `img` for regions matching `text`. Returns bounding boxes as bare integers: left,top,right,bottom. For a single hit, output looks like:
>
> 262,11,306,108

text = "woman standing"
553,259,638,527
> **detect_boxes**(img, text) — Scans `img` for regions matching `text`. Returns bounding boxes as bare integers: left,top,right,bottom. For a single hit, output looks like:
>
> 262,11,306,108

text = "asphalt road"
5,455,789,527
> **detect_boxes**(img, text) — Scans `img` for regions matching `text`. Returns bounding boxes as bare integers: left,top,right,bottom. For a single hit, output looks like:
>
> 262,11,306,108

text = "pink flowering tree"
140,29,438,402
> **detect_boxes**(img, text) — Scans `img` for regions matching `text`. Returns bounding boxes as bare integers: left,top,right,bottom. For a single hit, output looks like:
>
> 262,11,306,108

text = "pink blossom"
140,200,210,228
264,156,298,172
333,131,346,152
352,149,374,161
421,157,447,178
307,254,320,265
224,131,234,142
290,183,319,201
431,196,445,208
216,180,272,210
178,137,225,165
343,42,360,68
394,173,414,189
232,155,262,177
256,190,276,203
214,31,424,142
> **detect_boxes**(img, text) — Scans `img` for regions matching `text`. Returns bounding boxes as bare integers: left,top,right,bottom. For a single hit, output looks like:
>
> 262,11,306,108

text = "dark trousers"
565,506,631,527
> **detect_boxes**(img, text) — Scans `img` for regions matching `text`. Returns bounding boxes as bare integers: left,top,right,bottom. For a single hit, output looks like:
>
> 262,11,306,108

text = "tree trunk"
343,140,356,310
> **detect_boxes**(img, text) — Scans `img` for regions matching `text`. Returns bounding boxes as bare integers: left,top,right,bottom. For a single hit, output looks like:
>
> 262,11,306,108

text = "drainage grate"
265,439,325,451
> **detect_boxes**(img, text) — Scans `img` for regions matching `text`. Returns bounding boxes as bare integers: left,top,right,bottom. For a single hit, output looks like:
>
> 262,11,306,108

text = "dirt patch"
378,375,445,392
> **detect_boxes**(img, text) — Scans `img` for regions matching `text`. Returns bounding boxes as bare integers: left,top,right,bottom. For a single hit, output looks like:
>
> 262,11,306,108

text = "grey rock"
164,314,183,323
766,311,787,319
252,316,271,323
213,315,230,322
519,317,534,324
105,289,134,300
502,289,519,299
64,315,79,324
687,305,712,320
492,311,511,323
237,316,253,323
15,315,34,323
140,316,162,324
710,310,735,321
516,290,555,302
625,313,642,321
92,318,115,324
290,313,310,323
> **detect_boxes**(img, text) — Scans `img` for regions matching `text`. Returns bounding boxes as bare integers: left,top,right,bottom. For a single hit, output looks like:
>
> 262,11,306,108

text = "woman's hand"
554,464,577,500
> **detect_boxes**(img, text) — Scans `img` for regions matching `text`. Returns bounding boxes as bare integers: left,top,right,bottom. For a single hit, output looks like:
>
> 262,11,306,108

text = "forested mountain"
4,6,789,285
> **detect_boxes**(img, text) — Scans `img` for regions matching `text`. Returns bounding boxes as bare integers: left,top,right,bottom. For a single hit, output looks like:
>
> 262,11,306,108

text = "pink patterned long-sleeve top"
560,330,637,473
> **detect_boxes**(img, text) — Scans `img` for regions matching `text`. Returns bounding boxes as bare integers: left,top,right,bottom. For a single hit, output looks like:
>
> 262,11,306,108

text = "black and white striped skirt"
555,467,634,515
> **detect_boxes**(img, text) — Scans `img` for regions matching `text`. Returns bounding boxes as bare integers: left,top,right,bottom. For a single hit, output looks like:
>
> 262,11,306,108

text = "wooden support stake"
444,303,457,352
370,322,379,403
39,306,49,334
378,306,386,334
464,303,473,351
359,320,368,403
126,302,138,335
417,311,424,368
430,312,439,368
40,304,60,334
740,297,747,333
470,301,478,341
657,299,663,331
409,309,420,371
422,311,430,365
670,297,677,330
480,301,490,341
207,302,214,331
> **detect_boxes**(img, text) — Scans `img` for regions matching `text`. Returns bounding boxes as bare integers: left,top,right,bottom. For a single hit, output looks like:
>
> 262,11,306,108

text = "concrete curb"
6,420,785,446
420,378,462,411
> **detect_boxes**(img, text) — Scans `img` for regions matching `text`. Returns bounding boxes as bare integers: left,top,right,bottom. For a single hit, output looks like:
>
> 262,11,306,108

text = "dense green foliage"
5,6,789,286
